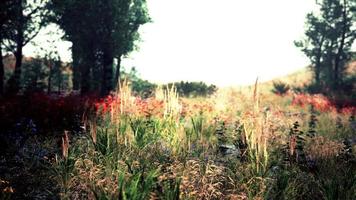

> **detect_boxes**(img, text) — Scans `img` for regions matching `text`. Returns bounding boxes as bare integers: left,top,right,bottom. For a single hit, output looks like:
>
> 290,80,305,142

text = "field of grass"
1,78,355,200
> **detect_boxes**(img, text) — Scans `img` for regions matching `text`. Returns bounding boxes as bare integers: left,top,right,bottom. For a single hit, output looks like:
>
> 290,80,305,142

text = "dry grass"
306,136,344,160
49,78,356,199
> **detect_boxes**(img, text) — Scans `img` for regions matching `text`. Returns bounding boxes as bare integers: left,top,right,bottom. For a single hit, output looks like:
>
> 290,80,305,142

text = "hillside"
245,60,356,94
257,67,312,93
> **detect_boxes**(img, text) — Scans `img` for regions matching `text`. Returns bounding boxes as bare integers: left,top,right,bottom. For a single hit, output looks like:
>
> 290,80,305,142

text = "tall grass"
49,81,356,199
242,78,270,175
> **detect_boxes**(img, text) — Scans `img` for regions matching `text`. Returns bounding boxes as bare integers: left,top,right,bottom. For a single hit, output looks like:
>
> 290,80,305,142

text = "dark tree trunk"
315,38,324,85
0,40,4,96
114,55,122,89
7,37,24,95
47,60,52,94
72,41,81,90
80,48,94,95
80,61,91,95
101,47,113,96
58,75,62,94
334,0,347,88
315,64,320,85
7,0,24,94
91,54,102,92
56,60,62,94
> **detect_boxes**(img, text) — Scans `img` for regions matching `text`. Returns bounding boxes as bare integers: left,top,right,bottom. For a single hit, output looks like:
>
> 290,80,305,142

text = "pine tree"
295,0,356,90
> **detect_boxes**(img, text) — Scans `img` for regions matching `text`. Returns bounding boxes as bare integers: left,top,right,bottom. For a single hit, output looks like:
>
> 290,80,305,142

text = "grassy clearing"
2,80,354,199
45,80,356,200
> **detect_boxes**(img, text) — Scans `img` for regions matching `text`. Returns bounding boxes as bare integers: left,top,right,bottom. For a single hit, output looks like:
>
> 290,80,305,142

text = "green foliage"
129,118,160,148
116,169,158,200
21,58,48,93
295,0,356,91
8,88,353,199
272,81,290,95
8,56,71,94
120,67,157,98
283,170,326,200
50,60,71,93
51,0,150,95
160,178,181,200
120,67,217,98
53,150,76,199
2,0,51,94
1,0,51,51
340,74,356,97
94,126,118,156
191,114,204,139
166,81,217,97
307,106,318,138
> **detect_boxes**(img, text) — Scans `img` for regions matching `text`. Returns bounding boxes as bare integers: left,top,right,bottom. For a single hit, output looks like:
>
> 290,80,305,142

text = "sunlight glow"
24,0,317,86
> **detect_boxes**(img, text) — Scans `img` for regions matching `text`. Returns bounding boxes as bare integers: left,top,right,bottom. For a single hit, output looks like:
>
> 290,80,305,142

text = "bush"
166,81,217,97
120,67,157,98
120,68,217,98
283,170,326,200
0,93,95,133
131,79,156,98
272,81,290,95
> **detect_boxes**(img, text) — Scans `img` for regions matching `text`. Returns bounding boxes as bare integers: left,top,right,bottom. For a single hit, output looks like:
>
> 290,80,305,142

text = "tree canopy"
2,0,50,94
295,0,356,90
51,0,150,96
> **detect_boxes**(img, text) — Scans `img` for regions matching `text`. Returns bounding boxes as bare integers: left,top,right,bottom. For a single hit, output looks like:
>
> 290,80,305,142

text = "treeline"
0,0,150,97
122,68,217,98
295,0,356,93
2,57,217,98
1,0,355,97
167,82,217,97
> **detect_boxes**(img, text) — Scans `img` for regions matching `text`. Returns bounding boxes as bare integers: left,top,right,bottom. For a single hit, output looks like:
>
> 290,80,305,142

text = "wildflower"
340,107,356,115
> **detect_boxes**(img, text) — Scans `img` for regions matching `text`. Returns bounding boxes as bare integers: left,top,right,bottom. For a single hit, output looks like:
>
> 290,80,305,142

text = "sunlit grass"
48,82,356,199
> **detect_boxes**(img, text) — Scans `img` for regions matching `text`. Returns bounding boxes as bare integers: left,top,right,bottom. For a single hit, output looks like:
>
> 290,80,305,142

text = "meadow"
2,78,354,200
1,0,355,199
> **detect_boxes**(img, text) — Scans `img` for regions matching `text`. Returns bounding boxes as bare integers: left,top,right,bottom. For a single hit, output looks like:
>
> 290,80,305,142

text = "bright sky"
24,0,317,86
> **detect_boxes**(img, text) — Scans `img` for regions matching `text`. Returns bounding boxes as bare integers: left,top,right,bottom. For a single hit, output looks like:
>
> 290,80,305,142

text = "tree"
51,0,150,96
21,57,48,93
0,0,16,96
50,0,96,94
330,0,356,87
3,0,50,94
295,0,356,90
111,0,151,90
295,13,327,85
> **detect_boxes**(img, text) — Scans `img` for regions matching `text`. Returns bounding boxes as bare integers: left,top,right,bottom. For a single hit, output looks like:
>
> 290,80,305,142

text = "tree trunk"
7,0,24,94
114,55,122,89
72,41,81,90
47,60,52,94
101,47,113,96
7,38,24,95
315,63,320,85
91,55,101,92
0,39,4,96
57,60,62,94
80,48,94,95
315,37,324,85
334,0,347,88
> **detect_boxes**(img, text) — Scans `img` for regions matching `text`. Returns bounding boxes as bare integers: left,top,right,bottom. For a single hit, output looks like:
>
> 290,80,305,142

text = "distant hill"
248,67,313,93
257,60,356,93
264,67,312,86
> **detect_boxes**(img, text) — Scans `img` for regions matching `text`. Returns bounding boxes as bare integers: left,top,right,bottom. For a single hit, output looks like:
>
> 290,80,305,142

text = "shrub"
282,170,326,200
166,81,217,97
272,81,290,95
